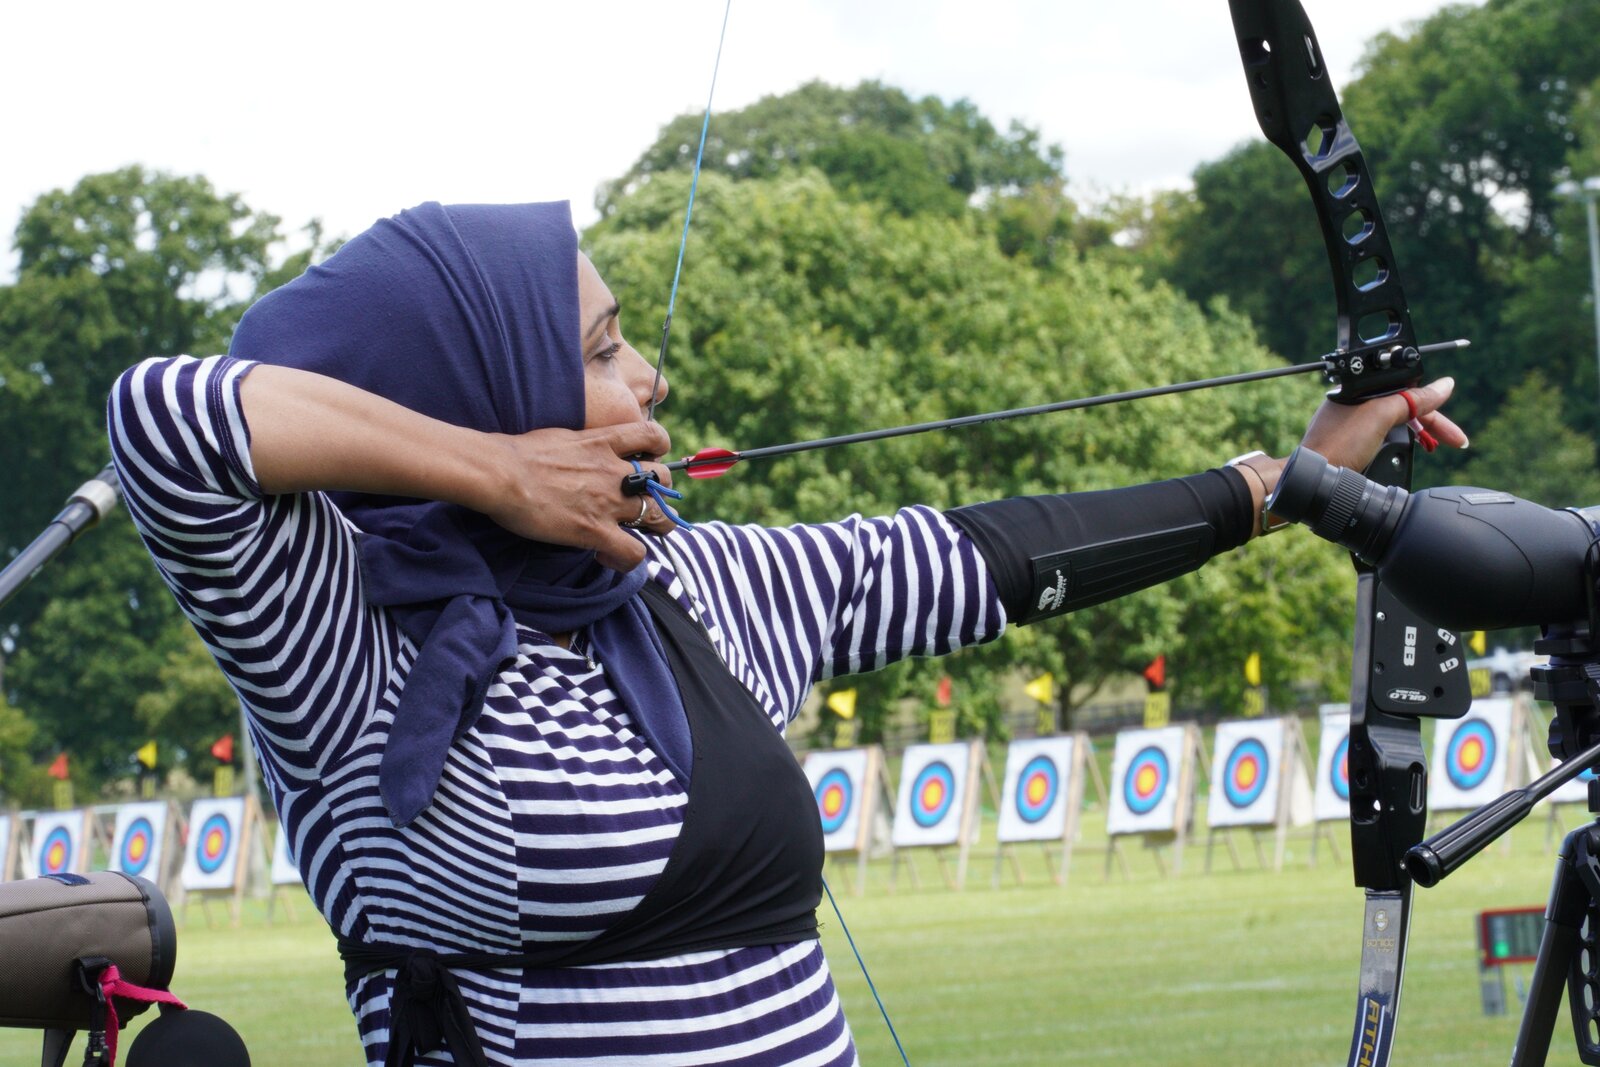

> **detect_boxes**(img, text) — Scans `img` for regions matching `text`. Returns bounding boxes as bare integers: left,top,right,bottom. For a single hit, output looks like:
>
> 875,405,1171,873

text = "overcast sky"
3,0,1470,270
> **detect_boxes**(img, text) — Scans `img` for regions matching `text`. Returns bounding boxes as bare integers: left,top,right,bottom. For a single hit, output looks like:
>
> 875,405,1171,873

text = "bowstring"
646,0,732,422
653,7,910,1060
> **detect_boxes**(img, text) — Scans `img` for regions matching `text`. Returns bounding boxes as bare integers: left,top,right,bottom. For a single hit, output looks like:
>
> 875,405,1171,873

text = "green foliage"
0,167,329,791
1452,370,1600,506
588,169,1339,733
598,81,1061,220
1135,0,1600,482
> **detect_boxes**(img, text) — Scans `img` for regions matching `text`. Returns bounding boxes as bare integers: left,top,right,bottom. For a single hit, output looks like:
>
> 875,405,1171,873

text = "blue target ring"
910,760,957,828
1014,755,1059,824
1222,738,1270,809
1446,720,1497,790
38,826,72,875
1331,736,1351,801
814,769,853,836
119,816,155,875
195,813,232,875
1123,746,1170,816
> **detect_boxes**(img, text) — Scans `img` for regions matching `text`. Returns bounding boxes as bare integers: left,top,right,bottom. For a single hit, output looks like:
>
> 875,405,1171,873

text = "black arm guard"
945,468,1255,625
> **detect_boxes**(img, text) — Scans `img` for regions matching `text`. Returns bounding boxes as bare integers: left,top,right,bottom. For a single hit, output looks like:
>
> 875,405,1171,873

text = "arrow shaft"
667,358,1324,473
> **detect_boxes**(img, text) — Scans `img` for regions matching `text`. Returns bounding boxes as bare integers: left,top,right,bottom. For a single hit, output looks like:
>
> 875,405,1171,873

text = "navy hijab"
228,201,690,827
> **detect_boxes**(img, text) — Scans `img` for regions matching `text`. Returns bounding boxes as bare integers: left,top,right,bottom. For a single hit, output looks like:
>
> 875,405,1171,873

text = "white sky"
2,0,1468,271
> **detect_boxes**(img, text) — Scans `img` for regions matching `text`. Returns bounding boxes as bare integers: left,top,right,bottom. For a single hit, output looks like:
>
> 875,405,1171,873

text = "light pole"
1556,176,1600,414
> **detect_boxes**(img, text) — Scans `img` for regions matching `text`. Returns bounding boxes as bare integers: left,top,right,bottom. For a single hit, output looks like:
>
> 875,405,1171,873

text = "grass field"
0,800,1578,1065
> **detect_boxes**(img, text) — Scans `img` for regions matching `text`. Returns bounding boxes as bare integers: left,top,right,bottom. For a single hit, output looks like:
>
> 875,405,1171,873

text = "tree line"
1,0,1596,804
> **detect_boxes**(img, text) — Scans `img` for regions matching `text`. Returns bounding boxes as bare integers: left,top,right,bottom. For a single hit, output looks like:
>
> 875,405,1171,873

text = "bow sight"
1271,446,1600,1065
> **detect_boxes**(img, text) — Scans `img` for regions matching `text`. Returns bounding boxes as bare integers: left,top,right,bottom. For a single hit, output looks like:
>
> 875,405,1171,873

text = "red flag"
1143,655,1167,690
46,753,69,780
935,676,953,707
211,734,235,763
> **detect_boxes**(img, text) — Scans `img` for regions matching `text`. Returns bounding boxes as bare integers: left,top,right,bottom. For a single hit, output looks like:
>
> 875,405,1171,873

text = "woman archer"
107,199,1462,1066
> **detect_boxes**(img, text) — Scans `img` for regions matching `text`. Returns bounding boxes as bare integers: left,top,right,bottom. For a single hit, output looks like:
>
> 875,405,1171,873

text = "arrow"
664,340,1468,480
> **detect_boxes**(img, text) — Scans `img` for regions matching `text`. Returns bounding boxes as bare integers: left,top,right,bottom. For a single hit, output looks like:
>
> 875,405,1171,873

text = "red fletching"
683,448,740,479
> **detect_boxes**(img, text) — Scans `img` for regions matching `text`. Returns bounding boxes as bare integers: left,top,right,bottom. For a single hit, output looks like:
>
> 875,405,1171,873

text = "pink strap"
1400,390,1438,453
97,965,187,1066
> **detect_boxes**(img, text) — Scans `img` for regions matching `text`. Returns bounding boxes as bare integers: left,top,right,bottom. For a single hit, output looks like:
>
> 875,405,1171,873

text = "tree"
0,167,327,788
598,80,1062,220
587,169,1340,735
1452,370,1600,507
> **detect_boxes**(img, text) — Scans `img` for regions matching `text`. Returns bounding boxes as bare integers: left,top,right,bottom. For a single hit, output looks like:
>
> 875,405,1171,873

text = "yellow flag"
825,689,857,720
1469,630,1488,656
136,741,158,770
1023,673,1054,705
1244,652,1262,688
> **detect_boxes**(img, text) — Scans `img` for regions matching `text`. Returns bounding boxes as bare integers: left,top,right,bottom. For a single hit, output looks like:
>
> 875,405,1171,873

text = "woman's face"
577,253,668,439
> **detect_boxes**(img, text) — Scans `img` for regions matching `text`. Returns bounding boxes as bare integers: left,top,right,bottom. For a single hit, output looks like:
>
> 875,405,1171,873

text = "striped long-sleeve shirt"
107,354,1006,1066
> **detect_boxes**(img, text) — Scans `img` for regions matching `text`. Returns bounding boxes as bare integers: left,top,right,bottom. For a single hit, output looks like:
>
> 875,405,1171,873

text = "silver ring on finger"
620,497,650,529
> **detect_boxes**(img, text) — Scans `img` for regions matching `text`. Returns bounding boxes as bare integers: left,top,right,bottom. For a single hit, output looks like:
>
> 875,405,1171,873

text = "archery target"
998,737,1079,842
1429,698,1513,811
1313,706,1351,822
270,820,303,885
892,742,977,848
109,801,169,881
804,749,872,852
1106,726,1187,835
182,796,247,891
25,811,85,878
0,815,10,881
1208,718,1285,828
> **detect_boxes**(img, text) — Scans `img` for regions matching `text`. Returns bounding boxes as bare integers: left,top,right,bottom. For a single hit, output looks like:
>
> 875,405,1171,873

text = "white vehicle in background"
1467,647,1547,694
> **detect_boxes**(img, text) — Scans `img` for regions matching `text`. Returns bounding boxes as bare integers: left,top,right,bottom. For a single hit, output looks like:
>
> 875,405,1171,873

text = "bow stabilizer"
1226,3,1472,1064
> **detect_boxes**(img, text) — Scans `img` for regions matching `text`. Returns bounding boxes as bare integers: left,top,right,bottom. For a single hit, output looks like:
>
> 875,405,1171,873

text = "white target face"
804,749,871,853
997,737,1077,842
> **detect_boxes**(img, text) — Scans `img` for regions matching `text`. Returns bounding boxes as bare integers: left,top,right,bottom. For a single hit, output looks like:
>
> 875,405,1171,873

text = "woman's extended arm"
240,363,673,570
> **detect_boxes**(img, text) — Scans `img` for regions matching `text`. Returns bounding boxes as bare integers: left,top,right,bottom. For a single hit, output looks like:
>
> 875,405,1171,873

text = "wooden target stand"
1204,717,1315,874
175,794,267,928
888,741,990,892
992,732,1103,888
1104,723,1204,881
0,811,15,881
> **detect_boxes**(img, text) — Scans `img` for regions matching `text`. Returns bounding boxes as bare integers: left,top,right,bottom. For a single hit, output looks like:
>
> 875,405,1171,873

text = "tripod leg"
1511,835,1592,1066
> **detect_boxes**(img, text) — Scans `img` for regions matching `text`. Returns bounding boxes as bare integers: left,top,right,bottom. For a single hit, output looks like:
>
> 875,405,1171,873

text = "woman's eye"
591,341,622,362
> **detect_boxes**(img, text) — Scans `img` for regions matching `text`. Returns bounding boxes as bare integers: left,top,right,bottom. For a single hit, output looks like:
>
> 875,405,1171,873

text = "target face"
892,742,975,848
1428,699,1515,811
1123,746,1170,815
804,749,872,852
38,827,72,875
196,814,232,874
181,796,247,891
1331,736,1351,801
119,816,154,875
911,761,956,827
998,737,1078,843
1445,721,1496,790
1223,739,1270,808
1015,756,1059,824
814,769,853,835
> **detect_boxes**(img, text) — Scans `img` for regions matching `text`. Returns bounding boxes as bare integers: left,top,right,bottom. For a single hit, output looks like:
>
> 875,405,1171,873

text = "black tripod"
1405,623,1600,1065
